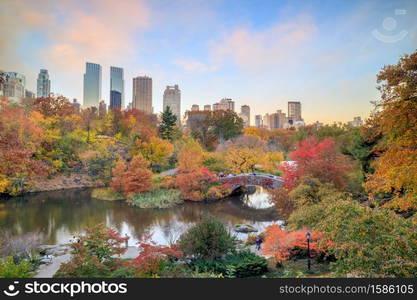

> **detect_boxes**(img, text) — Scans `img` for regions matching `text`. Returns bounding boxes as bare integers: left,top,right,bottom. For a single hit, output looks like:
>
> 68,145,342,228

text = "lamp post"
306,231,311,271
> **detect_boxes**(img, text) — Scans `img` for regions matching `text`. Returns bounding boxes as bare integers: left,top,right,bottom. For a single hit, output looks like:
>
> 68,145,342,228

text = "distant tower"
110,66,124,109
191,104,199,111
255,115,262,127
287,101,302,122
163,84,181,121
240,105,250,127
83,62,102,107
132,76,152,113
37,69,51,98
204,105,211,111
99,100,107,117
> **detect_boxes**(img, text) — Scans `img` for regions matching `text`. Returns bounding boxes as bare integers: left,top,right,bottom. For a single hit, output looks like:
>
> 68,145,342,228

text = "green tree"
211,110,243,142
159,106,178,141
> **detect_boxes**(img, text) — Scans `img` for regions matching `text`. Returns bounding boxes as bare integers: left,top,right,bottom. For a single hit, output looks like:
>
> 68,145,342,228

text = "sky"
1,0,416,124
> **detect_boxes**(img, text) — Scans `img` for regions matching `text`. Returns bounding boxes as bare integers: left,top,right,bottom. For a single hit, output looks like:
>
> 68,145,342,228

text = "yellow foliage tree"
136,136,174,166
225,147,262,174
364,51,417,211
177,140,205,172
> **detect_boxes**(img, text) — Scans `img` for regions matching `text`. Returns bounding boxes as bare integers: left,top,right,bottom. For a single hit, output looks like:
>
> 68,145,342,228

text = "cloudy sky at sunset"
1,0,416,123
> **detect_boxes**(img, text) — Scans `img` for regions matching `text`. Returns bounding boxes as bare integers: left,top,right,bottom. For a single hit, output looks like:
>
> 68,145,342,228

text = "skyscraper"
83,62,102,107
240,105,250,127
204,105,211,111
110,66,124,109
132,76,152,113
191,104,199,111
37,69,50,98
163,85,181,122
255,115,262,127
288,101,302,123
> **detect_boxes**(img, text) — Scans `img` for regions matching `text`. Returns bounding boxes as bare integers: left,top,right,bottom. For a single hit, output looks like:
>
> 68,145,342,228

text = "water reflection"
0,187,283,246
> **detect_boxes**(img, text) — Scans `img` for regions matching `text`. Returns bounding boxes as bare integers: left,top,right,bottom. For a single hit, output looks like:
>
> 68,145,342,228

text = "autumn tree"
176,139,205,172
261,224,324,264
363,51,417,212
123,155,153,195
159,106,178,141
225,147,262,174
175,167,217,201
111,157,127,193
281,137,352,190
135,136,174,166
0,104,49,195
32,95,75,118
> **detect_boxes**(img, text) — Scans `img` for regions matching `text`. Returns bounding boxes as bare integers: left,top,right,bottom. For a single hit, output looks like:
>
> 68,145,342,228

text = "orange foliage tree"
363,51,417,211
111,157,127,193
175,167,217,201
123,155,153,195
261,224,324,263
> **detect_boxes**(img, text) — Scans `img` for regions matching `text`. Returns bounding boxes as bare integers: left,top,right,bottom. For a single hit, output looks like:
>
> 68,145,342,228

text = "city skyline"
1,0,416,124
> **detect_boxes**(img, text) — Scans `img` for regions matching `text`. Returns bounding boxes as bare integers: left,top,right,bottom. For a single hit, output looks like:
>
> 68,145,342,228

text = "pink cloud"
210,14,317,70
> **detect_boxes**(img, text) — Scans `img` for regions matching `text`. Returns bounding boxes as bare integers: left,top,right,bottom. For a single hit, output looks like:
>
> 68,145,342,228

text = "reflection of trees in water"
0,188,282,245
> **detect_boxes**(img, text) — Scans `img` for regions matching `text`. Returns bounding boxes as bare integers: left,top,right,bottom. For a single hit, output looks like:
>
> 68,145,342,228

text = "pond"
0,186,283,246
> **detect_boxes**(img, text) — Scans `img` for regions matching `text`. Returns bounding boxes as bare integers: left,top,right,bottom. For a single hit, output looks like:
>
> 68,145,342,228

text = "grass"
130,189,183,209
91,188,125,201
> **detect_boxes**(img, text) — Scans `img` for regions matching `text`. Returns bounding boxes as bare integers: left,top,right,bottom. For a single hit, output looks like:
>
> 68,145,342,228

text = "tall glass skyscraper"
110,66,124,109
83,62,102,107
37,69,50,98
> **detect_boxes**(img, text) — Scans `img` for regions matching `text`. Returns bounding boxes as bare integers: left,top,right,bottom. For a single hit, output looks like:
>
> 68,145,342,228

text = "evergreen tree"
159,106,177,141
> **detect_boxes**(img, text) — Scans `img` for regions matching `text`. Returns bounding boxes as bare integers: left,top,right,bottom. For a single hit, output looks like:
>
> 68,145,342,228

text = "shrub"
129,189,183,208
178,217,236,260
128,235,183,277
55,224,128,278
0,256,34,278
289,199,417,277
189,250,267,278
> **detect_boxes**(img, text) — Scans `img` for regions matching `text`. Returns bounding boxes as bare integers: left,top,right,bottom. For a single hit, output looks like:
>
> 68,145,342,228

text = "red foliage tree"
175,167,218,201
261,224,324,263
280,137,352,190
128,234,183,277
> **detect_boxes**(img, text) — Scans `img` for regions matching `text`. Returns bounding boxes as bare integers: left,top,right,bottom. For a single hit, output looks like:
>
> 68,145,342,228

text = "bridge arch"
219,173,283,191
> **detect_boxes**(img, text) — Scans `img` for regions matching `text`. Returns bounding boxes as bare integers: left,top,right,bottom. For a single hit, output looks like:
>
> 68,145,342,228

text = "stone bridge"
219,173,283,191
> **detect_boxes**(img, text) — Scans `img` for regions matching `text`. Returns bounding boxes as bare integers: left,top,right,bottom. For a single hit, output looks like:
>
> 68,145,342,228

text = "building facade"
240,105,250,127
25,90,35,98
287,101,302,123
348,116,363,127
163,84,181,121
37,69,50,98
2,77,24,99
110,66,124,109
204,104,211,111
110,90,122,109
132,76,152,113
191,104,199,111
255,115,262,127
83,62,102,107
